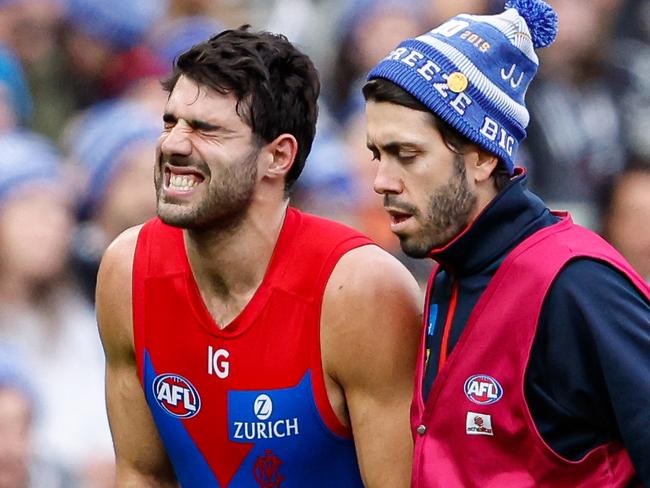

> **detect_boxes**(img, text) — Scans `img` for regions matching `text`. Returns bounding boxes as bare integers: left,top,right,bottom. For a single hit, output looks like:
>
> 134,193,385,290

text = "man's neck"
183,200,289,327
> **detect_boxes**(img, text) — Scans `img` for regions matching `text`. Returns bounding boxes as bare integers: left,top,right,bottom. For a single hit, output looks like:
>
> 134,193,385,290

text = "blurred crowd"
0,0,648,486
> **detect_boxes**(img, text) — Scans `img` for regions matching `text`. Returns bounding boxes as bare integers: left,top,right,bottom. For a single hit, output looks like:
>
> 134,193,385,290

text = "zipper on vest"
437,280,459,371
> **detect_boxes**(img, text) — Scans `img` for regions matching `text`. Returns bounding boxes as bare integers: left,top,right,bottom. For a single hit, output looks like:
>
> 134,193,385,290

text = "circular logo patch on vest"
152,373,201,418
464,374,503,405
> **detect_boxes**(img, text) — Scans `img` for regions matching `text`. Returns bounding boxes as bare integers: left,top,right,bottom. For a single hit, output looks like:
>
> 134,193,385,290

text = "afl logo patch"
153,374,201,418
464,374,503,405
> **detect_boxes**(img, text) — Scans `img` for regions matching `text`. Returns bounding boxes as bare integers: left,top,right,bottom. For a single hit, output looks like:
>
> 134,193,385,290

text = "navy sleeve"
526,259,650,484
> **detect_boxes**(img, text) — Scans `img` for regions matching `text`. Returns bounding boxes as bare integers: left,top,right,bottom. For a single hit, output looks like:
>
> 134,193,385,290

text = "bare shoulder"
97,225,143,286
322,244,423,384
324,244,423,325
96,224,144,358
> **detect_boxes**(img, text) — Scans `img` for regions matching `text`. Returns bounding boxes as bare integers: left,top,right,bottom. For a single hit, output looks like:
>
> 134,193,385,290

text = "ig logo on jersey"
153,373,201,418
464,374,503,405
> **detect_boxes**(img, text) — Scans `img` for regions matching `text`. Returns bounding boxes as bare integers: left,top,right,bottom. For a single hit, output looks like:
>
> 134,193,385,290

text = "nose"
160,122,192,157
373,160,403,195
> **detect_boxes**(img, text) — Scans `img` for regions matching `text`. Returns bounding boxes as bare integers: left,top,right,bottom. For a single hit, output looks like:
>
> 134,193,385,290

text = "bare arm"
96,226,178,487
321,246,422,488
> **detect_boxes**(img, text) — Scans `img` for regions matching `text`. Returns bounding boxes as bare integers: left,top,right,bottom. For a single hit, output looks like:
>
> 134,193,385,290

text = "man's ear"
464,146,498,183
264,133,298,180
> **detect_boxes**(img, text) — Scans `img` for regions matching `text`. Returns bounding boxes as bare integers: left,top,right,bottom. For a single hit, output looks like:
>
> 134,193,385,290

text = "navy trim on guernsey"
423,173,650,485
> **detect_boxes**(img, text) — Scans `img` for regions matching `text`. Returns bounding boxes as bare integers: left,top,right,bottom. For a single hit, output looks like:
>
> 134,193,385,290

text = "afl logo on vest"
152,373,202,418
464,374,503,405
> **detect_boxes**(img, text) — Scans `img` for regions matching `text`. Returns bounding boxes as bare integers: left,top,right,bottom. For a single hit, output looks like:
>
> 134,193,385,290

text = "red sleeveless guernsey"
133,207,372,488
411,215,649,487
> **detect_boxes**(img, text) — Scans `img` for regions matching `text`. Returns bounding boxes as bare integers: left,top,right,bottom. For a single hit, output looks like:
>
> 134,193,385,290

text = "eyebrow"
366,141,420,153
163,112,232,133
189,119,222,131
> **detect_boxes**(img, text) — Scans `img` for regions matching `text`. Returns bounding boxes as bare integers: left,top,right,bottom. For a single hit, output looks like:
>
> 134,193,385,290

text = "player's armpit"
321,245,423,488
96,225,178,488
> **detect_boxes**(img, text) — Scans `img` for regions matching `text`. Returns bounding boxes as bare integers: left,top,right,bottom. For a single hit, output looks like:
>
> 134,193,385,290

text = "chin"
156,204,195,228
398,235,433,259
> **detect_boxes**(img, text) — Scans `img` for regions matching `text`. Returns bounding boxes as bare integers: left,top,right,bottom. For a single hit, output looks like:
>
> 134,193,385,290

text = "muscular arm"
96,226,178,487
321,246,423,488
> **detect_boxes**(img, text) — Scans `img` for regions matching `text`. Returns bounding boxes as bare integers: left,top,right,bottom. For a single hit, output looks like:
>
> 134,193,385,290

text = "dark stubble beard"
398,155,477,258
155,146,259,232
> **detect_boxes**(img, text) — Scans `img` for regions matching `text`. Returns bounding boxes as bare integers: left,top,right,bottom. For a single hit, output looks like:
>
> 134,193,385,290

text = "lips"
387,209,412,225
384,206,416,233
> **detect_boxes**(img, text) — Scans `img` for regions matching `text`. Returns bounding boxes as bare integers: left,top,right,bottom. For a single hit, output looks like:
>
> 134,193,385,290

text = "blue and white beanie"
68,100,160,219
367,0,558,174
0,130,62,205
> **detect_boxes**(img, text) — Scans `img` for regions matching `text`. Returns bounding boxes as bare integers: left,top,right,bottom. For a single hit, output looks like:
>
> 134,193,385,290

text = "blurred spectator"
427,0,495,22
610,0,650,163
0,345,76,488
60,0,168,111
148,15,224,71
599,160,650,282
166,0,257,28
0,44,31,132
326,0,427,124
523,0,637,226
0,131,113,486
0,0,62,66
0,0,76,141
168,0,220,17
98,46,167,107
293,107,359,225
66,100,161,302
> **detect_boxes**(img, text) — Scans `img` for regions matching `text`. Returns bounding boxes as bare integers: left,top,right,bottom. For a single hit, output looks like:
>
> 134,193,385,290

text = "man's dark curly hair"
162,26,320,190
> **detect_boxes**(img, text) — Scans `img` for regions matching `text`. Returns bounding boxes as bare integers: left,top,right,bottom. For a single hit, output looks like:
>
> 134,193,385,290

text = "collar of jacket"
428,168,552,276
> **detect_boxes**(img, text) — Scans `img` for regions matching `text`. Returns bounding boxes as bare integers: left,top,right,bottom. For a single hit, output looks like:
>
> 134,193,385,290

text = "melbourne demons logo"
253,449,284,487
152,373,201,418
464,374,503,405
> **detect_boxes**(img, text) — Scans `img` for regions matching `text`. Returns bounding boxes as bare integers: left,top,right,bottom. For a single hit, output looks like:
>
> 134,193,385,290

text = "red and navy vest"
133,208,372,487
411,215,649,487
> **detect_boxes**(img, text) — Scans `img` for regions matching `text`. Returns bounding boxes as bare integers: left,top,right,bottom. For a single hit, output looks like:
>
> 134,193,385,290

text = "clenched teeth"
169,174,200,192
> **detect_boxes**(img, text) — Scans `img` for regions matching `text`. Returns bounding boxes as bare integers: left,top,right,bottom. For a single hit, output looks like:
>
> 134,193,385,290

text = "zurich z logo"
153,373,201,418
254,394,273,420
464,374,503,405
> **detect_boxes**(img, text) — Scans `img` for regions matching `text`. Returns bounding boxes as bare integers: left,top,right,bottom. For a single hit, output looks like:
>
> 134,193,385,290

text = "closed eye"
189,119,221,132
398,153,418,163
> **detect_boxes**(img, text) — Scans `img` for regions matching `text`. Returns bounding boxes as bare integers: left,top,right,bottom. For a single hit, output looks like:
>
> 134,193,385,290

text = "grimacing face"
366,100,477,257
155,75,261,231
